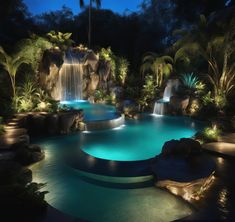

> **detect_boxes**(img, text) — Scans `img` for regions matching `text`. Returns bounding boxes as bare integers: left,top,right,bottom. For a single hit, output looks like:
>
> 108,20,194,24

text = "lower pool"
30,115,203,221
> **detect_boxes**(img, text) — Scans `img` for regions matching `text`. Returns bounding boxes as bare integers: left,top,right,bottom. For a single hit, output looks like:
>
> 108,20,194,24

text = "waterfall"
153,79,179,115
57,51,84,101
153,100,165,115
163,79,179,102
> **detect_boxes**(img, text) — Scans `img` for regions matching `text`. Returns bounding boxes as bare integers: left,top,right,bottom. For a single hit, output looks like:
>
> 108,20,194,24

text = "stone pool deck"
202,133,235,158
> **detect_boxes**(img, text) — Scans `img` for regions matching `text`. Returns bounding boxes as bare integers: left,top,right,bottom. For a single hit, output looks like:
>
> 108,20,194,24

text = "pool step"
74,169,154,189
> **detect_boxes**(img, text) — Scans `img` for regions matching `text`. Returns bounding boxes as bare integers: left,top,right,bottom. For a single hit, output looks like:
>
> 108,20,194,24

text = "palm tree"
0,46,29,98
140,52,173,87
173,14,235,107
79,0,101,48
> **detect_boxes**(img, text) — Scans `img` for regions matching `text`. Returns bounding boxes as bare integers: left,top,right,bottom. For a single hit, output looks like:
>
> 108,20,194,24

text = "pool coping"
66,147,154,177
84,114,125,131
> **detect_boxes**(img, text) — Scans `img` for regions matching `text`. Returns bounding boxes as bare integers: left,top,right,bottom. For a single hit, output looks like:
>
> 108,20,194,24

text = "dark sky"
23,0,144,15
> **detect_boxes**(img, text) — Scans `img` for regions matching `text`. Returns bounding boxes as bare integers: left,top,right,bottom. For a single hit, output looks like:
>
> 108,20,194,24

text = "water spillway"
56,51,84,101
153,79,179,115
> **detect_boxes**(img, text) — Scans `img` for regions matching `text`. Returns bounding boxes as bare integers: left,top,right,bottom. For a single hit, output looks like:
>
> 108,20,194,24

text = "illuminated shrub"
202,126,221,142
180,73,199,89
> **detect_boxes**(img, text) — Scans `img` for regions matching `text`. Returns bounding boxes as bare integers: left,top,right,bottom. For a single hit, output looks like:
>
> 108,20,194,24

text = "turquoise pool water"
30,115,203,221
60,100,118,121
80,115,202,161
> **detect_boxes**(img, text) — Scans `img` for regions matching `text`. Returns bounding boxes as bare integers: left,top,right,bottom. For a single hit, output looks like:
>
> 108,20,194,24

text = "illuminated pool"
80,115,202,161
30,114,202,221
60,100,118,121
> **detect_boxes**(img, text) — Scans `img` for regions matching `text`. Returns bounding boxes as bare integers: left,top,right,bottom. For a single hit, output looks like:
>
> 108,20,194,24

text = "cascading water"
153,79,179,115
56,51,84,101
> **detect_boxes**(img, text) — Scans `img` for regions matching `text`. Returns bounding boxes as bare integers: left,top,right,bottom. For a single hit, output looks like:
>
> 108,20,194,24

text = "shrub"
180,73,199,89
202,126,221,142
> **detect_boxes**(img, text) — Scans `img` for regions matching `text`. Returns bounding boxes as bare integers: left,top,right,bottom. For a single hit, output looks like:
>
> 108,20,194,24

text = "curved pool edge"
84,114,125,131
66,147,154,177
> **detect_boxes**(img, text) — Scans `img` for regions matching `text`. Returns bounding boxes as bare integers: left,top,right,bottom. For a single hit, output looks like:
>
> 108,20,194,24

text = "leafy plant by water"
46,31,74,50
140,53,173,87
180,73,199,89
0,46,30,98
139,75,156,110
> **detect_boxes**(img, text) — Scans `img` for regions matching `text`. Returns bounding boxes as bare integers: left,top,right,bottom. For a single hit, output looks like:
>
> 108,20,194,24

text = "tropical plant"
180,73,199,89
17,35,52,72
116,57,129,86
206,36,235,108
202,126,221,142
139,75,156,110
35,89,58,112
140,52,173,87
173,15,235,109
0,46,29,98
202,91,214,106
94,89,106,102
46,31,74,50
79,0,101,48
13,80,37,112
99,47,116,79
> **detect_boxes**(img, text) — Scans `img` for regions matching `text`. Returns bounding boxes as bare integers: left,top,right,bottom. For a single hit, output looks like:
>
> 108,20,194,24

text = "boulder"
0,161,32,185
170,95,189,114
161,138,201,157
58,111,81,134
45,114,59,135
14,144,45,165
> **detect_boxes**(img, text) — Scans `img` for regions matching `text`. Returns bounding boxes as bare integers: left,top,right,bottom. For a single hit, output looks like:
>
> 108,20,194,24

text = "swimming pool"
60,100,118,121
80,115,201,161
30,114,203,221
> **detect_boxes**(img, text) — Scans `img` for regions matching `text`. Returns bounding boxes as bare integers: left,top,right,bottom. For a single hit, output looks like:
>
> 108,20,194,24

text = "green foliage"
202,126,221,142
13,79,58,113
202,91,214,106
99,47,116,79
172,14,235,111
116,57,129,86
13,80,36,112
17,35,52,72
0,46,30,97
180,73,199,89
214,92,227,109
94,89,106,102
140,53,173,87
46,31,74,50
139,75,156,110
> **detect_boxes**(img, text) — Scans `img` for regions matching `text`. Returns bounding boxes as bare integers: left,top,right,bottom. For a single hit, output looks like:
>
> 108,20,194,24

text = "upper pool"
78,115,203,161
60,100,118,121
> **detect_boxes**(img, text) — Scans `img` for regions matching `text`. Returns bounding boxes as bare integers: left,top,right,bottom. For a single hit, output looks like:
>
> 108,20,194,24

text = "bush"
201,126,221,142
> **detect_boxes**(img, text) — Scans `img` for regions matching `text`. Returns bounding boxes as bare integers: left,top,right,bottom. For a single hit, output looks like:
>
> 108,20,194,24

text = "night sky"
23,0,144,15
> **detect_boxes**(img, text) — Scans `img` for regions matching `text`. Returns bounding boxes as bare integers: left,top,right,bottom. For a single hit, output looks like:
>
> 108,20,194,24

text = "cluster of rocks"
0,117,45,164
152,138,216,201
12,110,84,136
39,48,114,100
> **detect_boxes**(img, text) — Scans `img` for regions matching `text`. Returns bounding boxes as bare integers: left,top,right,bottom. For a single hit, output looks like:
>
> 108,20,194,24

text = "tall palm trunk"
88,0,92,48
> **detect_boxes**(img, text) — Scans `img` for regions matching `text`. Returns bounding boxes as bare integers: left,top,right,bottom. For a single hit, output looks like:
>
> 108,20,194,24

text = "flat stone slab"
219,133,235,143
202,142,235,157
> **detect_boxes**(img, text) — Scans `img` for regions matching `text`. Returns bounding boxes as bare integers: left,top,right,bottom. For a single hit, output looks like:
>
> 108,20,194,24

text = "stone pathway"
202,133,235,157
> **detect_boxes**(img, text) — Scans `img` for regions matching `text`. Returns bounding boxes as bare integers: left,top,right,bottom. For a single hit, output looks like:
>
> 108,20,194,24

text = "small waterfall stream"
153,79,179,115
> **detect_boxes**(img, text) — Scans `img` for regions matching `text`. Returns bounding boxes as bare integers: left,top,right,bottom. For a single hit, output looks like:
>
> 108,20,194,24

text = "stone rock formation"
38,48,113,101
